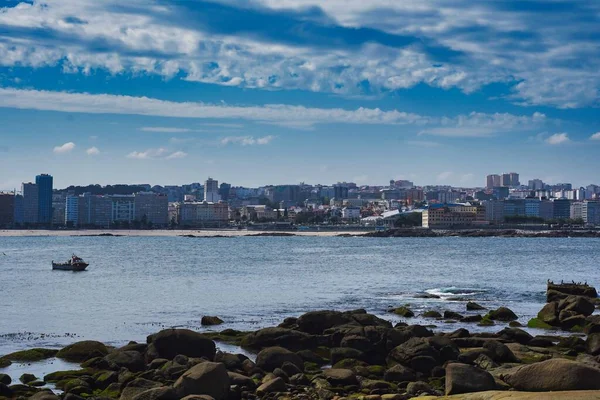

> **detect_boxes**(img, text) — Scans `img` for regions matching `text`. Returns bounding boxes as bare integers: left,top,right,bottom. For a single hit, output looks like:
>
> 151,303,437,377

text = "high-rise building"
582,201,600,225
13,194,24,225
204,178,220,203
486,175,501,189
219,183,231,201
501,173,511,187
52,192,66,226
509,172,520,187
22,182,39,224
552,198,571,220
36,174,53,224
134,192,168,225
0,193,15,226
111,195,135,223
528,179,544,191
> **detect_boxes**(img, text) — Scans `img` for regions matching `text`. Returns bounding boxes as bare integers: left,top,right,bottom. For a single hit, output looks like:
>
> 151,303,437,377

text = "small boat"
52,254,89,271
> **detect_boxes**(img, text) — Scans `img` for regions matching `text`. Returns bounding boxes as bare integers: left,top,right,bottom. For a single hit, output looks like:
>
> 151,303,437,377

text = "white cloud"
165,151,188,159
221,135,275,146
86,146,100,155
436,171,453,182
0,1,598,108
0,88,549,133
546,133,570,145
590,132,600,141
140,127,192,133
126,148,168,159
53,142,75,153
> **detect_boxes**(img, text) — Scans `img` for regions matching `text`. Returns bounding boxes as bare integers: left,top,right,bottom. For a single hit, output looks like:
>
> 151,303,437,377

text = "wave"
425,287,488,299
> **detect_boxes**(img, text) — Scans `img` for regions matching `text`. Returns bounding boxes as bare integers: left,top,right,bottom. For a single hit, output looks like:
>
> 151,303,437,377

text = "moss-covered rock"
19,373,37,384
391,307,415,318
333,358,368,369
527,318,554,330
1,348,58,362
56,341,108,362
203,329,249,346
422,311,442,318
478,316,494,327
43,368,96,383
0,358,11,368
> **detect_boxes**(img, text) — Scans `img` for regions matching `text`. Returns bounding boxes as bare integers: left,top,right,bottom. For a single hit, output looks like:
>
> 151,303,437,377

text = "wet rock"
227,372,255,389
561,314,587,330
497,327,532,345
256,376,286,395
444,311,464,320
323,368,357,386
280,360,303,377
486,307,518,322
255,346,304,372
330,347,364,365
201,316,224,326
173,362,229,400
240,327,315,351
406,381,433,396
131,386,177,400
0,383,11,398
340,334,373,352
390,307,414,318
105,350,146,372
547,281,598,302
445,363,496,395
467,302,486,311
148,329,216,361
505,358,600,391
19,373,37,384
560,296,595,317
473,354,499,371
0,374,10,385
528,337,554,347
1,348,57,362
29,392,60,400
387,337,440,374
422,311,442,318
586,333,600,356
296,310,353,334
383,364,416,382
461,315,483,323
56,341,109,362
537,302,559,325
483,340,520,363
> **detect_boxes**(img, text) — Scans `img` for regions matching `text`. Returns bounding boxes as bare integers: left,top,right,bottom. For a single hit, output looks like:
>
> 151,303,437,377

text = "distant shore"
0,229,364,238
1,228,600,238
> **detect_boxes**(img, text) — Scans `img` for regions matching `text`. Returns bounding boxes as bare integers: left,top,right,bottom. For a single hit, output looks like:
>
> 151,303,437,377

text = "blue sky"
0,0,599,189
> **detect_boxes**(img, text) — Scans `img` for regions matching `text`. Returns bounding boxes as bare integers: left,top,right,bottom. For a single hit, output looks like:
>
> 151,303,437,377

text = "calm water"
1,236,599,357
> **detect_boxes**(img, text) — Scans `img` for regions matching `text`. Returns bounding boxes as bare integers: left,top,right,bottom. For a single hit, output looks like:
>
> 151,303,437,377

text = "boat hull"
52,262,89,271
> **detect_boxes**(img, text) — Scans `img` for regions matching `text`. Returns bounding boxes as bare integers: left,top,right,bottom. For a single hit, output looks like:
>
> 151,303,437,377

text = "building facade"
22,183,39,224
35,174,53,224
134,192,168,225
0,193,15,226
177,201,229,226
422,204,483,228
204,178,220,203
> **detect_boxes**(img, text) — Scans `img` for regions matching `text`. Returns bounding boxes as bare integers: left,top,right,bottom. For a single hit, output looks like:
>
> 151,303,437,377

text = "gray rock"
406,381,433,396
323,368,357,386
505,358,600,391
445,363,496,395
173,362,230,400
256,376,286,395
384,364,416,382
255,346,304,372
148,329,216,361
105,350,146,372
587,333,600,356
56,340,109,362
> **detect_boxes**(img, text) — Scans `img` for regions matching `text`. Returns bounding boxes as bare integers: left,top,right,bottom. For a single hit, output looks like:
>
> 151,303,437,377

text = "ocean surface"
1,235,599,358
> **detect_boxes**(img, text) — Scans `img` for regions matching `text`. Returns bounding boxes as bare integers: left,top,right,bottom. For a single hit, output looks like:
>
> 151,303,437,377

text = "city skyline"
0,1,599,189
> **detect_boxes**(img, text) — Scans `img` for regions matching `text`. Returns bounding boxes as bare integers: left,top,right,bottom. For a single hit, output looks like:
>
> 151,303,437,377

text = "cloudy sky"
0,0,599,189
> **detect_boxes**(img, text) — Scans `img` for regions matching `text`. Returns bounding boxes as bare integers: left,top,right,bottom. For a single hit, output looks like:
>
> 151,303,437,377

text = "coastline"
1,228,600,238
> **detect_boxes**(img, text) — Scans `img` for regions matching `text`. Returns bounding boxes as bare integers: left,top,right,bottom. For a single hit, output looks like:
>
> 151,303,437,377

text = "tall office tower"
509,172,520,187
36,174,53,224
22,182,39,224
204,178,220,202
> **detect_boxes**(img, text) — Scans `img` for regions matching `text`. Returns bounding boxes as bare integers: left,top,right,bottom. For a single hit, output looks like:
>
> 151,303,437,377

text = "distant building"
0,193,15,226
35,174,53,224
493,186,509,199
552,198,571,220
341,207,361,220
504,199,526,218
52,192,66,226
486,174,501,189
204,178,220,203
22,182,39,224
524,198,541,217
13,194,24,225
509,172,520,187
177,201,229,226
266,185,300,204
501,173,511,187
219,183,231,201
583,201,600,225
134,192,168,225
422,204,485,228
528,179,544,191
539,200,554,220
484,200,504,223
333,183,349,200
111,195,135,224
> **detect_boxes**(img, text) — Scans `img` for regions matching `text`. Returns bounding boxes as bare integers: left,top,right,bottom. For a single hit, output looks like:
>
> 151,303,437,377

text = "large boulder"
384,364,416,382
497,328,532,345
487,307,518,322
240,327,315,351
537,302,559,325
504,358,600,391
56,341,109,362
148,329,216,361
560,296,595,317
586,333,600,356
483,341,520,363
131,386,177,400
256,377,286,395
255,347,304,372
105,350,146,372
296,311,352,334
387,337,441,374
173,362,229,400
201,316,224,326
445,363,496,395
323,369,357,386
547,282,598,302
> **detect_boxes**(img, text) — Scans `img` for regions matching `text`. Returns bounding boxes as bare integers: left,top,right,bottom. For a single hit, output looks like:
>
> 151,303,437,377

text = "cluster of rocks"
3,305,600,400
391,303,518,327
531,281,600,332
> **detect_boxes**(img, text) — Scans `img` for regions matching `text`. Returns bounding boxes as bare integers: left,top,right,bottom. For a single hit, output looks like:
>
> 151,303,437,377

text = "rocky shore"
361,229,600,238
2,283,600,400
